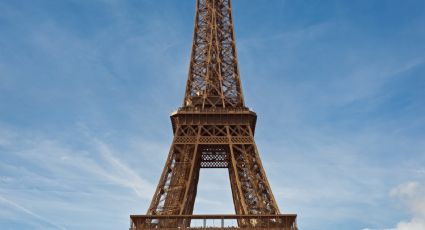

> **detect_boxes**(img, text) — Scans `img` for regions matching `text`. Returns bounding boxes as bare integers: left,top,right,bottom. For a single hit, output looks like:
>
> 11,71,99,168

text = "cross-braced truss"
131,0,298,229
147,120,280,217
184,0,244,109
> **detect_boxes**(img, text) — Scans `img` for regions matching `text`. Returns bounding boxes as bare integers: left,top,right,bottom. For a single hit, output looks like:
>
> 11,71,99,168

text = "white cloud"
390,182,425,230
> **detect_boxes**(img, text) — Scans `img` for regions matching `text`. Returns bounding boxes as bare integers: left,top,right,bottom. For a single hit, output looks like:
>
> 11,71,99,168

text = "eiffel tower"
130,0,298,229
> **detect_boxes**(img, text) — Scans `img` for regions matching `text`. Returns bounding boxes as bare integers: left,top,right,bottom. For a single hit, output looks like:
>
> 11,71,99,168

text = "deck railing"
130,214,297,230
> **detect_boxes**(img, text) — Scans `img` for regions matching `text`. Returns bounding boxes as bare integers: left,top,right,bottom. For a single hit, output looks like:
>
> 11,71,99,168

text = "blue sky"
1,0,425,229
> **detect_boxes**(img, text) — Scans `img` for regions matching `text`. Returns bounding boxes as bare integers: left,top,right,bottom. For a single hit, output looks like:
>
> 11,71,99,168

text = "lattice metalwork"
131,0,298,229
184,0,244,109
200,146,229,168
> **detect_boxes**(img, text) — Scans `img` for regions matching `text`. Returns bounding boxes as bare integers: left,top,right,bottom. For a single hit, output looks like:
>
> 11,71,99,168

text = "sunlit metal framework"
131,0,297,229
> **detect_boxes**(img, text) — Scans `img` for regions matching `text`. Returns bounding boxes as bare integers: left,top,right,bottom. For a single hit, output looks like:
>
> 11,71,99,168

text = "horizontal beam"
174,136,253,144
130,214,297,219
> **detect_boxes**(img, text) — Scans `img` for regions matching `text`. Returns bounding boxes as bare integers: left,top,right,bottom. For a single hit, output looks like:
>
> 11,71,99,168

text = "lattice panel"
199,136,228,143
175,136,197,144
200,149,229,168
231,136,253,144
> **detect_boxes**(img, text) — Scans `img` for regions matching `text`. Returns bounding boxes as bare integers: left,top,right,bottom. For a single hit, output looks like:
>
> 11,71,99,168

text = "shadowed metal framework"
130,0,298,229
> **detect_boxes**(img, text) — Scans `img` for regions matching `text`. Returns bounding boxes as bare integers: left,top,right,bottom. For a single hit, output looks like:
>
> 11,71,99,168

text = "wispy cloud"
0,123,156,228
361,228,395,230
90,138,155,199
0,194,67,229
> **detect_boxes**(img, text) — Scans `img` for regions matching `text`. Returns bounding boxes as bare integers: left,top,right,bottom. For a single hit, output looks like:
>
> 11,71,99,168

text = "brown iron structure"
130,0,298,229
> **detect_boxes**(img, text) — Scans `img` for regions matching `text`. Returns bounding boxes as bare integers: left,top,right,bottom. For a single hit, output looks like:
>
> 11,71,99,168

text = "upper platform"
170,107,258,135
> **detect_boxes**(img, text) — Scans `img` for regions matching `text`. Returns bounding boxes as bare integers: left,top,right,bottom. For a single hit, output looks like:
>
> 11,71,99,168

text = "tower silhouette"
130,0,298,229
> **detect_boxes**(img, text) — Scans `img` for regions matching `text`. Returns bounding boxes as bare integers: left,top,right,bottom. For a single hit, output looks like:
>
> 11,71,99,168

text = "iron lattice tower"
131,0,298,229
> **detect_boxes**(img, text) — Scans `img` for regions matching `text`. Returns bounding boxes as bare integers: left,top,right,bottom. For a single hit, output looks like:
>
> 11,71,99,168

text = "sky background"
1,0,425,229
